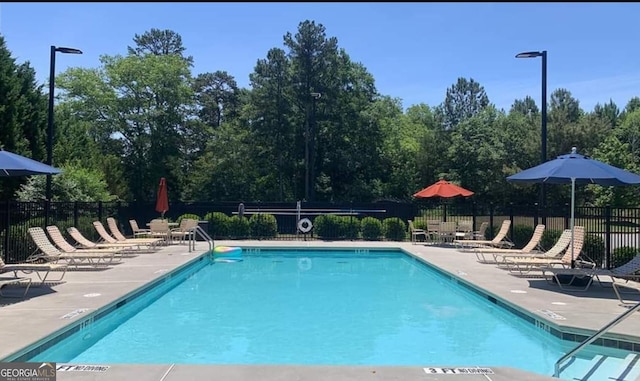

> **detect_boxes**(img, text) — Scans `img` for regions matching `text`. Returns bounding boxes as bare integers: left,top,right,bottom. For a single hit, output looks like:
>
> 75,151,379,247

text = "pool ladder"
554,300,640,378
187,225,214,252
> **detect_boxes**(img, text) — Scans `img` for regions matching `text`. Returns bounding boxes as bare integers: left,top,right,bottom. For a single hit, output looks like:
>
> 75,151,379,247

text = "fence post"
472,201,477,231
73,201,79,228
98,201,103,222
489,203,495,240
605,206,612,269
443,203,447,222
2,200,9,262
533,202,539,227
565,203,570,230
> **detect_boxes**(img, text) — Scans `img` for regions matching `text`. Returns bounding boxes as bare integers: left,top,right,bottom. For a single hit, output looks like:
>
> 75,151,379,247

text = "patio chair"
148,219,173,244
0,256,67,287
129,219,152,237
170,218,199,244
426,220,442,243
454,220,514,249
502,226,589,275
438,221,457,244
455,220,474,241
472,222,489,240
0,276,32,298
46,226,126,260
408,220,428,244
106,218,163,246
473,224,545,264
27,227,117,268
542,254,640,292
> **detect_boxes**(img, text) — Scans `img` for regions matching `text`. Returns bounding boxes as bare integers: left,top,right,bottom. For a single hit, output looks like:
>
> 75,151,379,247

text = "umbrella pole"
570,178,576,268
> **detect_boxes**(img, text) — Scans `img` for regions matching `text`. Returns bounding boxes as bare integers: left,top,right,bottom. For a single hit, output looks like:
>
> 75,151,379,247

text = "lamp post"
305,92,321,202
516,50,547,216
46,46,82,224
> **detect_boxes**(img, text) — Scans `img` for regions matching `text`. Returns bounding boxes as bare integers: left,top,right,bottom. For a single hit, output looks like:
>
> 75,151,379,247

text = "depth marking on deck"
423,367,494,375
57,364,110,372
538,309,566,320
60,308,89,319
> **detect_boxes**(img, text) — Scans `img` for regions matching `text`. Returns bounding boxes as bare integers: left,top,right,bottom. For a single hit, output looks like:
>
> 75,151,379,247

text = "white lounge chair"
0,276,32,298
67,227,142,251
503,226,588,275
94,221,161,250
474,224,545,264
542,254,640,292
27,227,117,268
0,255,65,287
454,220,514,249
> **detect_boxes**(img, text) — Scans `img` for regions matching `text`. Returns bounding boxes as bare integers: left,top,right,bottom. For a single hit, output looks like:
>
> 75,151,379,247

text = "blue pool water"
27,249,627,377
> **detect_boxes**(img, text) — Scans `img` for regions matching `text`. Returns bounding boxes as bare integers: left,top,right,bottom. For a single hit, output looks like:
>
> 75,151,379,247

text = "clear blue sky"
2,2,639,112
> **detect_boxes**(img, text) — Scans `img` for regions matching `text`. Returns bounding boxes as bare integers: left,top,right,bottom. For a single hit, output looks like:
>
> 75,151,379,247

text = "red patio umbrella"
413,179,474,198
155,177,169,218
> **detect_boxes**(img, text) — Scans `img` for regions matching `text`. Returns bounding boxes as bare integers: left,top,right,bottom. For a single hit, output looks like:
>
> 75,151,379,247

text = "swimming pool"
20,248,637,378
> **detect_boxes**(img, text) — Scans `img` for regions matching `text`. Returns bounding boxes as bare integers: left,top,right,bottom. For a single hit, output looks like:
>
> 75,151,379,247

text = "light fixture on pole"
516,50,547,214
46,45,82,224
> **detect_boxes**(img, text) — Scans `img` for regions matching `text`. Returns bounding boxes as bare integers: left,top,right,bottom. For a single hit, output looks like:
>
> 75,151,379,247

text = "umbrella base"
552,274,592,287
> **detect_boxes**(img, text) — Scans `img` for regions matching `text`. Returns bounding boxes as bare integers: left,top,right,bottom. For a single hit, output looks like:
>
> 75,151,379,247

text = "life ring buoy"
298,218,313,233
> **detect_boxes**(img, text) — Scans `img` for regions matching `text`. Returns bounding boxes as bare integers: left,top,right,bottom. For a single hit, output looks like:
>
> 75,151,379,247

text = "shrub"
176,213,200,224
313,215,341,239
204,212,230,239
361,217,383,241
249,213,277,239
383,218,406,241
611,246,638,268
228,216,250,239
512,224,534,249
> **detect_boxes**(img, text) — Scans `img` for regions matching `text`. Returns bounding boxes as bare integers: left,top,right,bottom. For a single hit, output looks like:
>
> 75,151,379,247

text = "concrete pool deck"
1,239,639,381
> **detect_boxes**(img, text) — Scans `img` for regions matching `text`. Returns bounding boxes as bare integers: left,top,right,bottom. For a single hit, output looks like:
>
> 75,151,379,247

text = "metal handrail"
187,225,214,252
554,301,640,377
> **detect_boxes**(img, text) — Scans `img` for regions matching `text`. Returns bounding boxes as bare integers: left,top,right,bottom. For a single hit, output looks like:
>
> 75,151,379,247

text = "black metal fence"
2,200,639,269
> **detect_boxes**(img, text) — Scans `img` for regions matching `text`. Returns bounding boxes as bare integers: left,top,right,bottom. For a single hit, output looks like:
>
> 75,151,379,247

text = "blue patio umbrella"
0,149,62,177
506,147,640,268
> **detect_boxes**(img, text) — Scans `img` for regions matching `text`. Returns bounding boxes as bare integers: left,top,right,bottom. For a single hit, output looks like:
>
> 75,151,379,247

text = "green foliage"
56,43,195,203
361,217,383,241
313,215,340,239
249,213,277,239
383,218,406,241
583,233,605,268
3,24,637,206
342,216,361,240
512,224,534,249
204,211,230,238
611,246,638,269
228,216,250,239
16,164,117,202
176,213,200,224
0,35,48,199
441,77,490,130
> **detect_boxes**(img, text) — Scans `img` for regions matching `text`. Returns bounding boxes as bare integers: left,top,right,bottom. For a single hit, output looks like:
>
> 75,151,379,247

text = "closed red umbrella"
155,177,169,218
413,179,474,198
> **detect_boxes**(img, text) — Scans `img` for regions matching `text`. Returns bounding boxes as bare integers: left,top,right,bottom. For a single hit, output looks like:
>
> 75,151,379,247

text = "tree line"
1,20,640,208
